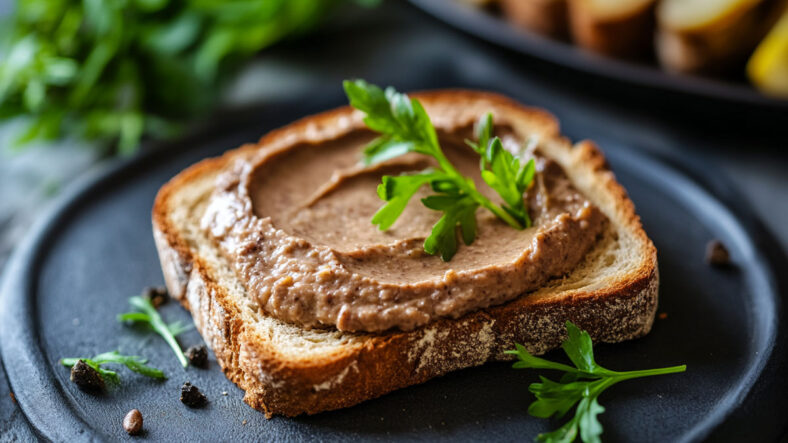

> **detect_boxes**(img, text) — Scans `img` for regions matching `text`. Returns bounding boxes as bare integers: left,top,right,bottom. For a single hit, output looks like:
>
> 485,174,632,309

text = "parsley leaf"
118,295,191,368
344,79,441,164
466,113,535,227
506,322,686,443
480,137,535,228
371,171,445,230
344,80,536,261
61,350,165,383
422,194,479,261
465,111,494,168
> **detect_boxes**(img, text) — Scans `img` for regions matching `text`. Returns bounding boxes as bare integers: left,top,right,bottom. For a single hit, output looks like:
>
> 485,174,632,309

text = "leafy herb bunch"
0,0,358,154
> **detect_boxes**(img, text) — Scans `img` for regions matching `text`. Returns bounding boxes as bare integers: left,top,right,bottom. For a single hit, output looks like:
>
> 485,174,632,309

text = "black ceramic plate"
409,0,788,113
1,94,786,442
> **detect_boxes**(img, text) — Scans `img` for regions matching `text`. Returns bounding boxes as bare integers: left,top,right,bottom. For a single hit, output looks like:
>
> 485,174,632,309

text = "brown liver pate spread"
201,125,608,332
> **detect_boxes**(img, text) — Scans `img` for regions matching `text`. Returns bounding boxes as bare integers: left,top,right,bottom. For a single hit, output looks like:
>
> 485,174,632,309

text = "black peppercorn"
180,382,207,408
143,286,169,308
705,240,731,267
185,345,208,368
70,360,104,391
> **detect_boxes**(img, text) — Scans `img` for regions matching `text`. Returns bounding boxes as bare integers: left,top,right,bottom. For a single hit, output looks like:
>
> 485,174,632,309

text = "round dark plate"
409,0,788,113
1,95,786,442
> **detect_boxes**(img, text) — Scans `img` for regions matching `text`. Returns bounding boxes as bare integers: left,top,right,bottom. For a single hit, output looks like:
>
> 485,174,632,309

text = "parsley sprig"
466,113,536,228
343,79,535,261
60,351,165,383
506,322,686,443
118,296,191,368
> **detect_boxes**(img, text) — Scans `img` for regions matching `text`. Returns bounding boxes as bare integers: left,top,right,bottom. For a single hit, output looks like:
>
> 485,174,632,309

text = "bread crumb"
222,391,228,396
242,420,247,425
658,312,668,320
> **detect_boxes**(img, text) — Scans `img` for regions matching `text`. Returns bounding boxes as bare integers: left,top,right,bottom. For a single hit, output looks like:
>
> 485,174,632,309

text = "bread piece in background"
567,0,656,58
657,0,786,74
500,0,569,38
748,6,788,96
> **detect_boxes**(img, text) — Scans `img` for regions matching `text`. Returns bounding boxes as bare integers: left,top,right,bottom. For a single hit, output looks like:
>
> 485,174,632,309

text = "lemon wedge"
748,9,788,97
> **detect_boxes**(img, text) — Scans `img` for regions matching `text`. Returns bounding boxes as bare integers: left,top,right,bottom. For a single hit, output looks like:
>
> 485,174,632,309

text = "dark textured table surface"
1,2,786,440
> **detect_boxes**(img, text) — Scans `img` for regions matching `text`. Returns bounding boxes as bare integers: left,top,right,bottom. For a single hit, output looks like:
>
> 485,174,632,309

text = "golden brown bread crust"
152,90,658,417
567,0,656,58
500,0,569,38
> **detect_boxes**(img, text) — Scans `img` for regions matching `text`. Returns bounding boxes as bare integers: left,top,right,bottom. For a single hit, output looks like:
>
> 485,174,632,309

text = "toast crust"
152,90,658,417
500,0,569,38
567,0,656,58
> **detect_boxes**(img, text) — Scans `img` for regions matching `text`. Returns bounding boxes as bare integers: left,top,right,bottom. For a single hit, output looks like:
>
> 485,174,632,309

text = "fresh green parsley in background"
344,79,536,261
0,0,376,155
507,322,686,443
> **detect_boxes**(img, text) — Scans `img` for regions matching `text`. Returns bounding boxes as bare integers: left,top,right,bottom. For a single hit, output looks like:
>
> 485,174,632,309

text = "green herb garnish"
466,113,536,229
506,322,686,443
118,296,192,368
61,350,165,383
343,79,536,261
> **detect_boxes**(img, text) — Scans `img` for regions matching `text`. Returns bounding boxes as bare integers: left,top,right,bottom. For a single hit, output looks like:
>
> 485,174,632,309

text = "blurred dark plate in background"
409,0,788,114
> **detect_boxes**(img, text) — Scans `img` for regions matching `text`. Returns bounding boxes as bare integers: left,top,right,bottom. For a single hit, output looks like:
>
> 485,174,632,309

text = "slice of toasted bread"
500,0,569,38
566,0,656,58
152,90,658,417
656,0,786,74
